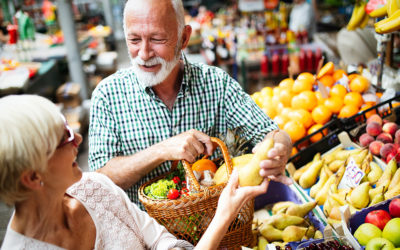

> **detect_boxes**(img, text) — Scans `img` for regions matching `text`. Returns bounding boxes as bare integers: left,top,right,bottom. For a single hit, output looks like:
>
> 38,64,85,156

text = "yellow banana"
347,2,367,30
369,5,387,18
375,9,400,33
374,9,400,26
388,0,400,17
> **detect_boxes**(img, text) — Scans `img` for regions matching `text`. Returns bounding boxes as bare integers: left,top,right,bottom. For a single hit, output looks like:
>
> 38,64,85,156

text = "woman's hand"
215,169,269,223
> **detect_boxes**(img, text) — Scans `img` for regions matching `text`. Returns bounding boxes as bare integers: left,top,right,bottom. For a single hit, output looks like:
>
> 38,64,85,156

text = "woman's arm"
194,169,269,250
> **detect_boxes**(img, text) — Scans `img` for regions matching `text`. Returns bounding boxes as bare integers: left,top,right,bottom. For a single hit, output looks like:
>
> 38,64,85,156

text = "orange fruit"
251,92,263,107
192,159,217,172
318,75,335,88
311,105,332,124
281,107,294,120
359,103,376,118
283,120,306,142
276,102,285,114
291,147,298,156
261,96,273,108
290,109,314,129
330,84,347,98
273,115,288,129
292,78,314,94
297,72,316,83
273,87,281,97
279,88,295,107
324,96,344,114
344,92,363,108
338,105,359,118
315,91,327,106
317,62,335,79
333,69,347,82
262,106,277,119
349,75,370,93
347,73,358,82
279,78,295,90
307,124,328,143
299,90,318,111
260,86,273,97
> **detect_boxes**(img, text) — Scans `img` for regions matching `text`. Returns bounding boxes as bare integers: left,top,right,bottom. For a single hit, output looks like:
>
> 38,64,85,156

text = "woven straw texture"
138,138,254,249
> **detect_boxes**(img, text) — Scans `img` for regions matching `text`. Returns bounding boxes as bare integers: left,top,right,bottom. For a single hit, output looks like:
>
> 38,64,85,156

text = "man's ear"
20,170,42,190
180,25,192,50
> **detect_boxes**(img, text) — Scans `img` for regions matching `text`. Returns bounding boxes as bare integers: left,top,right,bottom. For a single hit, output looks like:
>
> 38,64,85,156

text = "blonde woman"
0,95,269,250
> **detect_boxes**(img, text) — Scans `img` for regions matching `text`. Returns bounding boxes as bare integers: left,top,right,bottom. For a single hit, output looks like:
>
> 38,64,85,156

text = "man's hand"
253,130,293,185
156,129,214,163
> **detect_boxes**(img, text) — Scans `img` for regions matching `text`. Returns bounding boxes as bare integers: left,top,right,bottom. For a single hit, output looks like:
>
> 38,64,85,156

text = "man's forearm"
96,144,167,190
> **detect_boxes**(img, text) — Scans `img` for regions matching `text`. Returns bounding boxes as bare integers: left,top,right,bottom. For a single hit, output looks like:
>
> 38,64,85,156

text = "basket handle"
182,137,233,192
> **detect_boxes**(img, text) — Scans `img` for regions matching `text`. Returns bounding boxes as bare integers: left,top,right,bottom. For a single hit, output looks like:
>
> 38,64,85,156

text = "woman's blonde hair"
0,95,64,205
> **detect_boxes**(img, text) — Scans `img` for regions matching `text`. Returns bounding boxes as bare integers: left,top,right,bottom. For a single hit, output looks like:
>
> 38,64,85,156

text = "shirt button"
172,128,177,134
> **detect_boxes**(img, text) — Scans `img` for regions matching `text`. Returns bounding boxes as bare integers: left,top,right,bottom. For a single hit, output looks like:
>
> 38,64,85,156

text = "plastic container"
297,236,354,250
255,181,326,250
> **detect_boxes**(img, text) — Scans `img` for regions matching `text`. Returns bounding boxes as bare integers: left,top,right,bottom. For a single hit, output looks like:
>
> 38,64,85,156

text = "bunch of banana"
251,201,323,249
373,0,400,33
347,1,369,30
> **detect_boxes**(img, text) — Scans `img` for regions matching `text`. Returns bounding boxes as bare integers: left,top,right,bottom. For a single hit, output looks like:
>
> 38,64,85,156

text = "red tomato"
365,210,392,230
172,176,180,184
167,188,180,200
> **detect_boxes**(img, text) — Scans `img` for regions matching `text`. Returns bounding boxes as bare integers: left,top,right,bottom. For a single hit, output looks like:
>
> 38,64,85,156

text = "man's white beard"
130,54,180,88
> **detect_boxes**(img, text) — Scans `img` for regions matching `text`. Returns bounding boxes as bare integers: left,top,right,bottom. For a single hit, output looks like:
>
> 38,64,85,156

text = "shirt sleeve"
222,73,278,145
94,173,194,250
88,84,120,171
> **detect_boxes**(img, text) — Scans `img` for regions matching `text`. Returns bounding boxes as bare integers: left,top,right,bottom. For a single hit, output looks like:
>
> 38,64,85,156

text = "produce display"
353,198,400,248
252,200,323,249
250,61,377,147
357,114,400,163
292,142,400,226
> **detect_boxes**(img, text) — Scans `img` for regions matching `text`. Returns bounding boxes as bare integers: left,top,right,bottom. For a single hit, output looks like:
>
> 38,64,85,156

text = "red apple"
365,210,392,230
389,198,400,218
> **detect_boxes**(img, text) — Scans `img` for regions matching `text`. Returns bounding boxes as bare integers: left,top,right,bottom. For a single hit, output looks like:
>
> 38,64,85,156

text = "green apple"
354,223,382,246
366,238,395,250
383,218,400,247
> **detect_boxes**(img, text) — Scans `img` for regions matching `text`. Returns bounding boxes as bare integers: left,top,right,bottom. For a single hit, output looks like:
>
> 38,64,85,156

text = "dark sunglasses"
57,115,75,149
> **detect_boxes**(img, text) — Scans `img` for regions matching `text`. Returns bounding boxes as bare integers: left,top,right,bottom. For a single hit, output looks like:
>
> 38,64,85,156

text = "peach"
395,130,400,145
382,122,398,137
367,114,383,126
380,143,397,159
366,122,382,137
359,133,375,147
369,140,384,156
376,132,393,144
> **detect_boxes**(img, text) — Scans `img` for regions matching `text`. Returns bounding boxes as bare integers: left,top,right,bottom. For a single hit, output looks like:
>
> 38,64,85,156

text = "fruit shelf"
289,94,400,169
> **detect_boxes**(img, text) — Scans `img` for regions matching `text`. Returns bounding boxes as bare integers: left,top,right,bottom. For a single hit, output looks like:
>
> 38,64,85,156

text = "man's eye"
130,39,140,44
151,38,165,43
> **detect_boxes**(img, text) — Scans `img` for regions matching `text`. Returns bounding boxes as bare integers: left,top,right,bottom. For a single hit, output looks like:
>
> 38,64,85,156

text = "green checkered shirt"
89,54,277,209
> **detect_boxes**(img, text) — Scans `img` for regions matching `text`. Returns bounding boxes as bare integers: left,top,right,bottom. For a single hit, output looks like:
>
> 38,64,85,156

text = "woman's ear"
20,170,42,190
180,25,192,50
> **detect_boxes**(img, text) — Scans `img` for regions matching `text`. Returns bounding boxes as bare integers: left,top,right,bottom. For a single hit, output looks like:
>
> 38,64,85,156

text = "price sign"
338,157,365,190
238,0,264,12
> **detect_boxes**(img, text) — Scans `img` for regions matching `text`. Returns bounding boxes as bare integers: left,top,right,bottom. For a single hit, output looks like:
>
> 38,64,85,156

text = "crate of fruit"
287,131,392,229
340,196,400,250
251,180,330,250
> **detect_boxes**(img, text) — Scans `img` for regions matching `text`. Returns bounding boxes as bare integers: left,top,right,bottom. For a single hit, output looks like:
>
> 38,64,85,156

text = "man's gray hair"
123,0,185,38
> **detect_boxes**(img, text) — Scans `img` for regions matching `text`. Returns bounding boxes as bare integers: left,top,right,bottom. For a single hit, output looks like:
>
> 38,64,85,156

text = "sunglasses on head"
57,115,75,149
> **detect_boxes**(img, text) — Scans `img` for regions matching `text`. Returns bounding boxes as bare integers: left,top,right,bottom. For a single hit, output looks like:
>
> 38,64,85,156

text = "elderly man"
89,0,292,208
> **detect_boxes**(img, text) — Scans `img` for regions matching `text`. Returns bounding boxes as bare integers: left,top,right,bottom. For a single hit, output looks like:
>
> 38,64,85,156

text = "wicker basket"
138,137,255,249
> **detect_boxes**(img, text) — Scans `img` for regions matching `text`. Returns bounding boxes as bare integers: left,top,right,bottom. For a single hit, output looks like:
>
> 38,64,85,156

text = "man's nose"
138,40,153,61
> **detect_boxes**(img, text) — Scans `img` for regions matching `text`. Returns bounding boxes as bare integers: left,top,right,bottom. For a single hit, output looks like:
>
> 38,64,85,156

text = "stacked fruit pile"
252,201,323,250
293,147,400,225
353,198,400,249
358,114,400,163
250,62,375,144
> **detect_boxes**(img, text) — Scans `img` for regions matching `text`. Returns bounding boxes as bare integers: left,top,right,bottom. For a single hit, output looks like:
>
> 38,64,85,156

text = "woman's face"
44,125,83,193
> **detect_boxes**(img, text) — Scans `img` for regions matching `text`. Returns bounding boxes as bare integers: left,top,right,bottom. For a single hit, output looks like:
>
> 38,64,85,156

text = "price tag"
338,157,365,189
